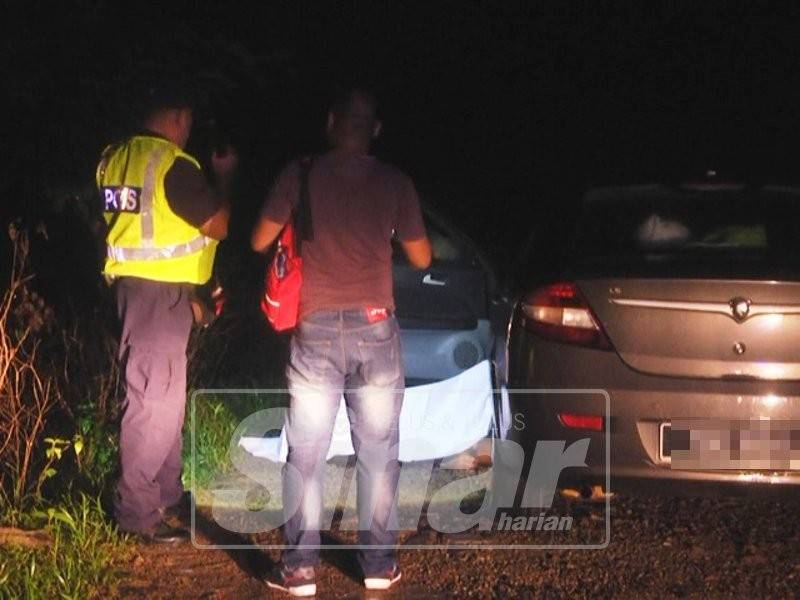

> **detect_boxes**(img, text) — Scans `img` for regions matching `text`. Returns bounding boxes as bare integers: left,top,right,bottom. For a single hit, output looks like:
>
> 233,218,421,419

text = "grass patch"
0,494,129,599
183,391,286,491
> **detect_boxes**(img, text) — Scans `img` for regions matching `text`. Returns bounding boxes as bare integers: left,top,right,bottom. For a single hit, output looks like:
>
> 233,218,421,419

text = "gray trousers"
113,276,193,533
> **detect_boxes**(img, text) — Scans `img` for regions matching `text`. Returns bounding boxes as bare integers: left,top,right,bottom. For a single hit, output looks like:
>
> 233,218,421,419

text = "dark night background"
3,2,800,300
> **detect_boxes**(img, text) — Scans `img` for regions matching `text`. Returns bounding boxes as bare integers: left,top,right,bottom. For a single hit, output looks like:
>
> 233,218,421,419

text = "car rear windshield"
569,184,800,279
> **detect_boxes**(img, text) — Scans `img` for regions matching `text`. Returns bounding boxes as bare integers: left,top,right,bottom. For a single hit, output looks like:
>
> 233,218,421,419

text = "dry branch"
0,526,53,548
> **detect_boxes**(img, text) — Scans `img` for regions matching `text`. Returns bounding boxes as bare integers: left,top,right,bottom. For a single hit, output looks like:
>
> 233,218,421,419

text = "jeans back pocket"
356,321,402,387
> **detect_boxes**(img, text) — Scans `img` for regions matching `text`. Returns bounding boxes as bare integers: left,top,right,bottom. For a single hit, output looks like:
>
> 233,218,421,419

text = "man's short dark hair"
329,87,379,118
144,80,197,114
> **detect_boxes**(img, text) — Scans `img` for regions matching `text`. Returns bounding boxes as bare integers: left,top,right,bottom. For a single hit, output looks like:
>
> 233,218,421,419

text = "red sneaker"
264,564,316,597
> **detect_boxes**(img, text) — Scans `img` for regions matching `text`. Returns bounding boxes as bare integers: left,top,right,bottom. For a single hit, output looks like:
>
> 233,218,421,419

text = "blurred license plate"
661,419,800,470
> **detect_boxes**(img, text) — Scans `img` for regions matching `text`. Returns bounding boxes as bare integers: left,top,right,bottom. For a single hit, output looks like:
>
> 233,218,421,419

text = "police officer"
97,81,235,542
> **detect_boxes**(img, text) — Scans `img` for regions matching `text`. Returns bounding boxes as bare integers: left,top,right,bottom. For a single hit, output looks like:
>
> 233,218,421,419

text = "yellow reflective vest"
96,134,218,284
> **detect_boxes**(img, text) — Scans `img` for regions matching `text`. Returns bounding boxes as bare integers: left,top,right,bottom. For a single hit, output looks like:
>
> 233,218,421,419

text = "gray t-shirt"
261,152,426,317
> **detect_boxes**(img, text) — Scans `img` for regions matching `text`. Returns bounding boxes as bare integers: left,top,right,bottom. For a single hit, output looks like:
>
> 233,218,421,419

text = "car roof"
583,183,800,204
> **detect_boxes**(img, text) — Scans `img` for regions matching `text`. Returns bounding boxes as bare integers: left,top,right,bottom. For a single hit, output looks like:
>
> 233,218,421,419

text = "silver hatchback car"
506,181,800,497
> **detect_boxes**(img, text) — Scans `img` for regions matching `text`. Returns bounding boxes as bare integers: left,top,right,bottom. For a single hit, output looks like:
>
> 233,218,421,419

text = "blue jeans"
282,309,404,575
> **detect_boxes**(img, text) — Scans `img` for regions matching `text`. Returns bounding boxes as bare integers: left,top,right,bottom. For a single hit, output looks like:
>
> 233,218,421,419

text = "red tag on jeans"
365,307,389,323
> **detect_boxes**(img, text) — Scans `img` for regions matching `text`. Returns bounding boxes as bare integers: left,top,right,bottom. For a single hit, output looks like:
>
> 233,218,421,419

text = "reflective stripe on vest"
140,147,167,247
107,234,212,262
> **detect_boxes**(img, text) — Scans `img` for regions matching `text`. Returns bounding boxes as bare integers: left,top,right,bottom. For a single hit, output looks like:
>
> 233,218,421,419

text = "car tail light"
520,282,613,350
559,412,604,431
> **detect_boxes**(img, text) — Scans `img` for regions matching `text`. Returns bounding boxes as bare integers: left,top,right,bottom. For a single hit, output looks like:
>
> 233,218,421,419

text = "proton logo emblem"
729,297,751,322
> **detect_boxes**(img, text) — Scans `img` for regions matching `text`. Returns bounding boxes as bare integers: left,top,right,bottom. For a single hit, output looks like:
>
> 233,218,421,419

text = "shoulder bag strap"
295,157,314,256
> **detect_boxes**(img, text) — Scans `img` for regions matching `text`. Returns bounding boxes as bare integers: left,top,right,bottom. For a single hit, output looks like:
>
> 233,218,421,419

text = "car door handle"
422,273,447,286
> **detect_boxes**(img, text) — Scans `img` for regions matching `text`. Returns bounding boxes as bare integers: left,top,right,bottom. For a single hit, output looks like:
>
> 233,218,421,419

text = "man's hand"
200,202,230,241
199,145,238,242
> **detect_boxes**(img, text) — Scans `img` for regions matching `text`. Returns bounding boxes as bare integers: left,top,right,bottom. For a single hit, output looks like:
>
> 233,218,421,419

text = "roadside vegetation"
0,495,127,599
0,225,130,598
0,219,285,598
184,390,284,491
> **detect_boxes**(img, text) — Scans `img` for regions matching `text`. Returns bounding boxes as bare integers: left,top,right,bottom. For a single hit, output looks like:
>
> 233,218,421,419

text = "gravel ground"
117,458,800,599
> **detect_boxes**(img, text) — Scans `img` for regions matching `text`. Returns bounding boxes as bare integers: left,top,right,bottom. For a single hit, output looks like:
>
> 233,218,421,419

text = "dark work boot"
124,520,190,544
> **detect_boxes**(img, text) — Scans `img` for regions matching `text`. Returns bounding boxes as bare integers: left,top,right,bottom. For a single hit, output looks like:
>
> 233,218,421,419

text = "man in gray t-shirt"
252,88,431,597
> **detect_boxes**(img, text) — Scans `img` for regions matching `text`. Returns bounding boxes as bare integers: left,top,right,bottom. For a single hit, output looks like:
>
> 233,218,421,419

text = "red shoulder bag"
260,158,313,331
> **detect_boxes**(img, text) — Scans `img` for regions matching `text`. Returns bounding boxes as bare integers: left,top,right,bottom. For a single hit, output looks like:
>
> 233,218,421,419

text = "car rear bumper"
507,330,800,497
